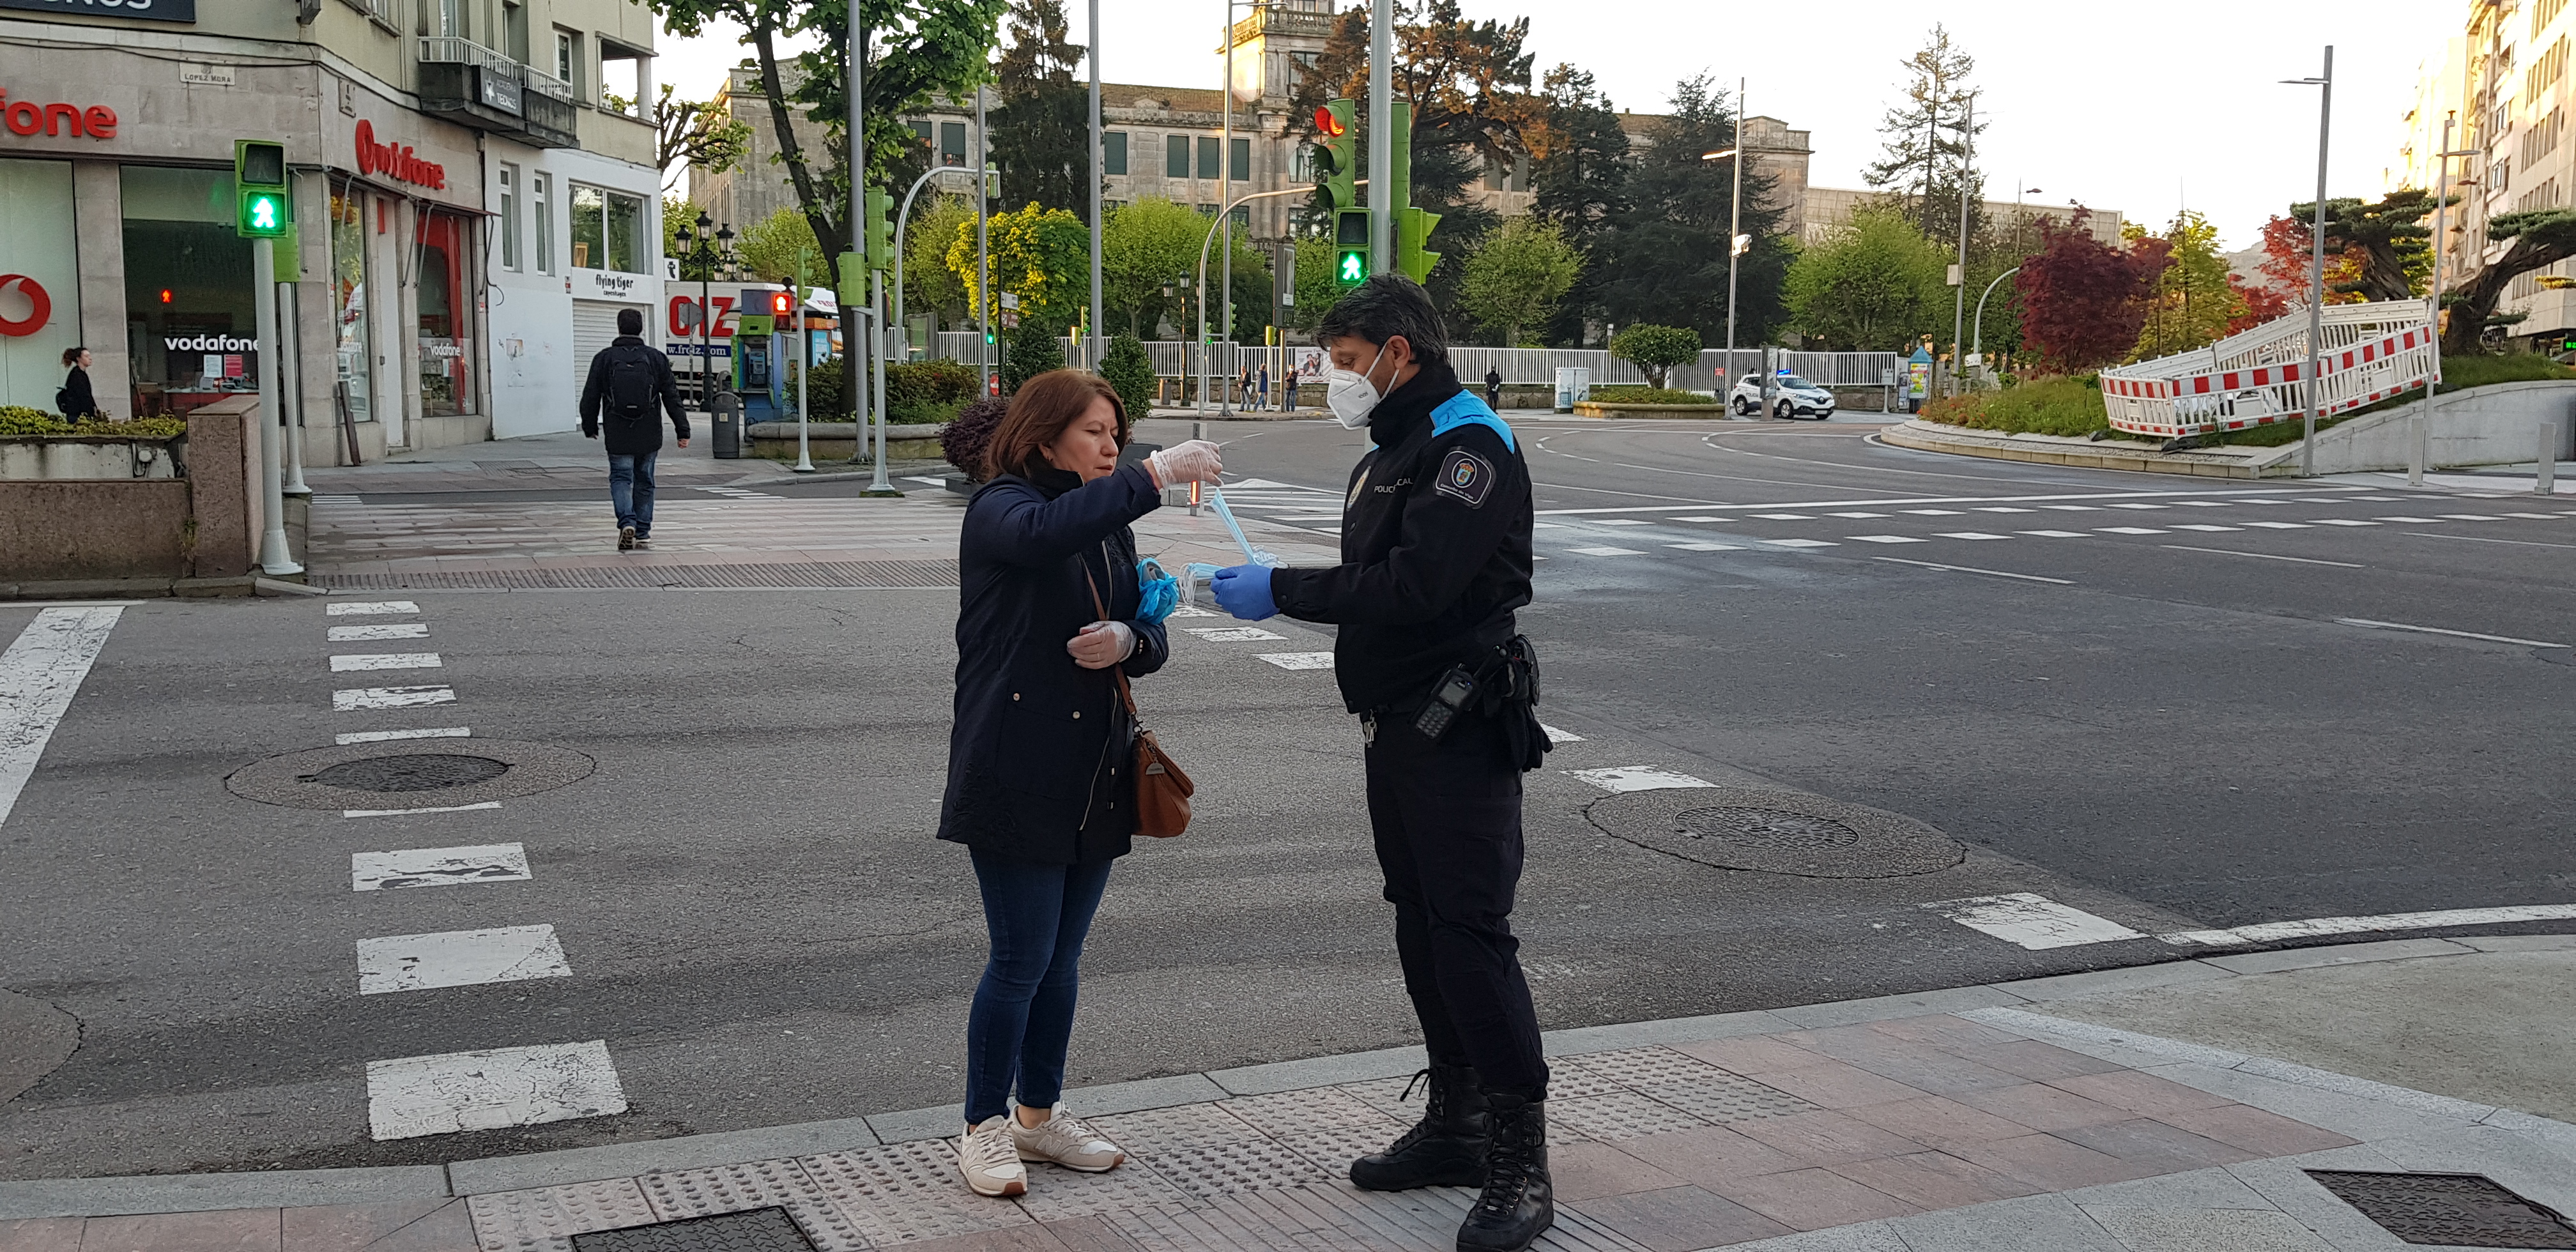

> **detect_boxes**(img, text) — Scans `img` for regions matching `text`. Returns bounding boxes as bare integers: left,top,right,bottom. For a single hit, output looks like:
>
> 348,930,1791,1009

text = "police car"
1729,370,1838,419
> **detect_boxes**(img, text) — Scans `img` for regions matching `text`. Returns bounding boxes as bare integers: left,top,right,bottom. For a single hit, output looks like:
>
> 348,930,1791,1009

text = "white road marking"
1568,766,1715,793
352,843,530,891
1749,513,1814,520
1536,487,2358,517
1531,522,1572,529
1844,535,1928,544
2499,512,2561,519
1671,515,1734,523
2375,516,2445,523
1761,538,1838,548
1567,546,1646,556
2168,524,2242,532
2015,530,2090,538
2405,531,2576,550
2335,618,2568,648
332,653,442,672
337,727,471,744
344,800,504,818
2106,503,2168,510
1923,893,2147,950
2240,521,2311,530
2037,505,2100,511
1257,652,1336,669
1901,509,1964,515
330,623,429,641
2096,526,2168,535
2308,519,2378,526
1666,542,1746,551
0,607,121,830
2161,903,2576,947
1541,724,1584,744
1970,507,2036,514
2435,514,2505,522
1168,605,1220,618
1184,626,1287,642
1873,557,2074,585
902,476,947,486
365,1040,626,1141
2170,501,2233,507
329,601,420,616
357,924,571,994
1935,532,2012,540
334,687,456,711
1587,518,1652,526
1827,512,1890,518
2162,546,2363,568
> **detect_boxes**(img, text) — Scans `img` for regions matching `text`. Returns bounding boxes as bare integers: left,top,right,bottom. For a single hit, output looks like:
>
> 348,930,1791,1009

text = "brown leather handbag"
1087,567,1195,837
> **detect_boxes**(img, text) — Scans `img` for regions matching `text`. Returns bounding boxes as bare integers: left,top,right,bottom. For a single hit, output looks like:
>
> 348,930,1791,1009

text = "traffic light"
1334,208,1369,286
836,252,864,304
234,139,290,238
767,289,794,319
1397,206,1441,284
863,186,895,273
1312,99,1358,211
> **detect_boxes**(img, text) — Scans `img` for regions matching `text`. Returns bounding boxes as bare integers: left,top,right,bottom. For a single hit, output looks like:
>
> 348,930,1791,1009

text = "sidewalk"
6,937,2570,1251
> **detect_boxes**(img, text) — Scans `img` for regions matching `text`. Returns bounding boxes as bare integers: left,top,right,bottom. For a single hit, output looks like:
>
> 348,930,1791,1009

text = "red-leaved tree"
2016,213,2171,372
2255,215,2367,306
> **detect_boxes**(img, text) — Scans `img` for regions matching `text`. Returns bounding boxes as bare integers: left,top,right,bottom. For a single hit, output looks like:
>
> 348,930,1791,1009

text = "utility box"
1554,367,1591,413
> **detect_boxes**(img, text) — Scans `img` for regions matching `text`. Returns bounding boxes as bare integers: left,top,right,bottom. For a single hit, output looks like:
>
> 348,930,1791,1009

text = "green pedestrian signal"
1337,249,1366,283
1312,99,1359,212
234,139,290,239
1334,208,1369,287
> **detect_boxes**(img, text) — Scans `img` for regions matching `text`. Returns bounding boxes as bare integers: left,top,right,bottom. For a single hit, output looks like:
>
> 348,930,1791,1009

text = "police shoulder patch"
1434,448,1497,507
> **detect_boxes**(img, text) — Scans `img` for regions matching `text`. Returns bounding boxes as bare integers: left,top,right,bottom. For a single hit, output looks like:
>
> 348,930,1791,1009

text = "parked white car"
1730,371,1838,419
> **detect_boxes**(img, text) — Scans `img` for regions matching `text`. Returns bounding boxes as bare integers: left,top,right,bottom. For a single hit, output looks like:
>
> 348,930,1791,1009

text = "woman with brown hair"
938,369,1222,1199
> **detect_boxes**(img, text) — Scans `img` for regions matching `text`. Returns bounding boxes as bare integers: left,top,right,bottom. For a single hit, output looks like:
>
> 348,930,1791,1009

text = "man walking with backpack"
579,307,690,551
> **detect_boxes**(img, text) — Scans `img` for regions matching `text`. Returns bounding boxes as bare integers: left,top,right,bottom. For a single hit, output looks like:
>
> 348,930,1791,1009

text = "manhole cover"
572,1209,816,1252
227,738,593,811
306,754,510,792
1674,807,1859,850
1587,785,1963,878
2309,1171,2576,1248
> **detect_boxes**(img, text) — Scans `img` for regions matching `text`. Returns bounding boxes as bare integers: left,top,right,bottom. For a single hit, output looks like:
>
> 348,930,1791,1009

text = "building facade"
0,0,664,462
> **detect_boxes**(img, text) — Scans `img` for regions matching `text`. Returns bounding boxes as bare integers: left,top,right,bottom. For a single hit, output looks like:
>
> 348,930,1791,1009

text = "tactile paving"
1276,1124,1409,1179
636,1160,866,1252
797,1141,1038,1244
1545,1090,1701,1141
1100,1183,1653,1252
1563,1046,1733,1091
1637,1072,1821,1125
1220,1087,1408,1136
1009,1158,1200,1222
569,1207,814,1252
470,1180,660,1252
1091,1103,1270,1150
1123,1134,1332,1200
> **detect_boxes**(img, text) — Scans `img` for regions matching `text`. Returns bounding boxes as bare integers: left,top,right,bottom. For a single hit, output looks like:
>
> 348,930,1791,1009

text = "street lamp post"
1703,77,1749,400
1948,93,1975,397
2284,47,2333,477
1970,266,2020,362
2421,118,2480,487
1089,0,1103,375
1197,185,1310,415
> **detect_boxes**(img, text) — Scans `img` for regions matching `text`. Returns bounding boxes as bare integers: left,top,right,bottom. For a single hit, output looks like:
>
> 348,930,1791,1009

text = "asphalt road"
2,411,2570,1179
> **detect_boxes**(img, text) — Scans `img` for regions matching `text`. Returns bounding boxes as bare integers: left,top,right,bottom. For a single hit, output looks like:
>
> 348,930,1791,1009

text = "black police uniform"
1269,358,1549,1104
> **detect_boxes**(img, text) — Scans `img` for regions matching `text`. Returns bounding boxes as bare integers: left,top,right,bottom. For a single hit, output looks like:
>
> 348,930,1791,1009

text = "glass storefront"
121,165,256,419
330,183,373,424
416,208,473,417
0,157,80,413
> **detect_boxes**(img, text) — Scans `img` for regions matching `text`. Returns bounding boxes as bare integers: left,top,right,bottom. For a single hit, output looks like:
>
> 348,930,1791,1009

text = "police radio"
1411,666,1479,741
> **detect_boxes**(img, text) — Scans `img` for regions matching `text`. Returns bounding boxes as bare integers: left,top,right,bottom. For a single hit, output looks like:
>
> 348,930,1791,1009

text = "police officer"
1211,275,1552,1252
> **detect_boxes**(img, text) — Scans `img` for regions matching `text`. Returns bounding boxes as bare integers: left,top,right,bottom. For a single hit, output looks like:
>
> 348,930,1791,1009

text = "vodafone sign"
0,274,51,337
354,119,447,190
0,85,118,141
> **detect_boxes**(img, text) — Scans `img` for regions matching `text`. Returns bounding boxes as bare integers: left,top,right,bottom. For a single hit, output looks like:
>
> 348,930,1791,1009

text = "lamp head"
1701,148,1736,161
695,210,714,230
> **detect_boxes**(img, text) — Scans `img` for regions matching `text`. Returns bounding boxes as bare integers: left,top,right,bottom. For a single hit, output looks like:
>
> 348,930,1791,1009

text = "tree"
947,202,1091,333
1289,236,1347,334
1862,25,1985,240
2125,211,2246,360
650,84,751,192
1608,324,1700,388
2015,212,2168,373
737,206,824,284
1100,333,1155,419
1784,206,1949,351
2293,191,2438,303
1457,217,1579,346
903,194,976,330
1593,76,1791,347
2443,207,2576,352
1529,63,1629,345
1101,198,1207,337
988,0,1094,222
1002,317,1066,393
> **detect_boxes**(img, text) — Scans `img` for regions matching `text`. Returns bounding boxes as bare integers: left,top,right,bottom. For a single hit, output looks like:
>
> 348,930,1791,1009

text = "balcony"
417,37,577,149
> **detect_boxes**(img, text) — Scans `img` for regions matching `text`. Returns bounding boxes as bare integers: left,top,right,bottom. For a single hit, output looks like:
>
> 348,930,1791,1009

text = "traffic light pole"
1197,186,1311,415
1367,0,1392,274
866,270,898,495
250,235,298,576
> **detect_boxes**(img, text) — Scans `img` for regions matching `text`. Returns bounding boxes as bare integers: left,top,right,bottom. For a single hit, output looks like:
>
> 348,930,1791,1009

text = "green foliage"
949,202,1091,333
903,194,976,330
1002,319,1066,393
2124,211,2245,361
1588,386,1712,404
797,355,850,418
1457,217,1580,346
887,357,979,422
737,206,824,286
1785,207,1950,351
0,408,188,439
1862,24,1986,240
1289,236,1347,334
1100,334,1156,422
1919,376,2106,437
988,0,1093,222
1607,323,1701,388
1101,198,1212,337
1592,76,1792,347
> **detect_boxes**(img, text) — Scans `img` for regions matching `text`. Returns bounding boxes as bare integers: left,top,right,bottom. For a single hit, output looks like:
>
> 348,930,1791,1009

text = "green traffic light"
1337,250,1366,283
239,190,288,237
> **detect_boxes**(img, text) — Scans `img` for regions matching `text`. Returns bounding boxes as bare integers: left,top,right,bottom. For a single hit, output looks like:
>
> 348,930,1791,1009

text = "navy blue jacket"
938,462,1170,864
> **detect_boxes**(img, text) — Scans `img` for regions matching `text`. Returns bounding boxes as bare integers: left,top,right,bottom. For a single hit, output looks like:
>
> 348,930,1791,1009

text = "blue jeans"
964,848,1115,1124
608,451,657,536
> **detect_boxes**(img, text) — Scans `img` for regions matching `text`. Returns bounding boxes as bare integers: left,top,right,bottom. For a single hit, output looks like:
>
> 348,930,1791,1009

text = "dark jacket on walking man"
578,307,689,551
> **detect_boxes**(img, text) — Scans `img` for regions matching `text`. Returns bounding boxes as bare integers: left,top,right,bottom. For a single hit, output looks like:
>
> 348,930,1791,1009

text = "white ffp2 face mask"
1325,344,1390,429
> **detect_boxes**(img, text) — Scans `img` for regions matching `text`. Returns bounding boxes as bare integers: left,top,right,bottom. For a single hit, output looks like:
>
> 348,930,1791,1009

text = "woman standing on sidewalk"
939,370,1222,1198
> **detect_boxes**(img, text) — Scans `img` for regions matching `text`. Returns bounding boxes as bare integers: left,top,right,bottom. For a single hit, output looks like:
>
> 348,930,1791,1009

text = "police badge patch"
1434,448,1496,507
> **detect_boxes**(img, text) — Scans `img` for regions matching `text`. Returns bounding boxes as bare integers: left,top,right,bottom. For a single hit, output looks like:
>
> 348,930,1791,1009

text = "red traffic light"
769,291,793,317
1314,105,1346,137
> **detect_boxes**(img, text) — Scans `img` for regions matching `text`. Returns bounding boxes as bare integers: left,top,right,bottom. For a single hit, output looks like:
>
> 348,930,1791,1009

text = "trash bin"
710,391,742,459
1554,367,1591,413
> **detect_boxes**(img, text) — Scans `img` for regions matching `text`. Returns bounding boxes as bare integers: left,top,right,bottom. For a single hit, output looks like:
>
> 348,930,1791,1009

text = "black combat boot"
1350,1062,1491,1191
1455,1094,1552,1252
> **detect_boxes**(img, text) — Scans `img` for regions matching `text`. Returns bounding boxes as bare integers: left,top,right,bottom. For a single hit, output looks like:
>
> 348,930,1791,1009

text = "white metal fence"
2097,300,2436,439
900,333,1898,393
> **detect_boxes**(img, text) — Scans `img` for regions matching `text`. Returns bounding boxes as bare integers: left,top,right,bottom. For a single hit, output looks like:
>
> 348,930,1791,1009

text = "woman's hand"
1067,620,1136,669
1146,439,1223,488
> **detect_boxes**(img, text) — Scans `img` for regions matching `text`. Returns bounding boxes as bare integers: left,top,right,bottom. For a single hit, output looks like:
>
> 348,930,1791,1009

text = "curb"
6,931,2573,1218
1878,420,2273,478
0,576,329,602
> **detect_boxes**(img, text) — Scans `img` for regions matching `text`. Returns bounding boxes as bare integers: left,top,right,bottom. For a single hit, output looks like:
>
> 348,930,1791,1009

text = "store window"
329,184,372,424
121,165,256,419
532,172,553,273
0,158,79,413
498,163,520,271
569,183,643,273
416,209,475,416
1102,131,1127,176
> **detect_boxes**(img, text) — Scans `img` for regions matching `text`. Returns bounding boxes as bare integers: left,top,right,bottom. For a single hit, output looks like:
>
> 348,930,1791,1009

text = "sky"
652,0,2447,254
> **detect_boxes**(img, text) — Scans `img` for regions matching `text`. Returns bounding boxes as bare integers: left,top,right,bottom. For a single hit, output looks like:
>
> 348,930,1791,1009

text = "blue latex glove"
1211,563,1278,621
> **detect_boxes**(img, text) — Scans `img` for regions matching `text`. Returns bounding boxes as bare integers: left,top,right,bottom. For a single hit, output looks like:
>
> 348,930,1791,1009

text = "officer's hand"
583,425,598,439
1147,439,1223,487
1068,620,1135,669
1211,564,1278,620
678,438,690,448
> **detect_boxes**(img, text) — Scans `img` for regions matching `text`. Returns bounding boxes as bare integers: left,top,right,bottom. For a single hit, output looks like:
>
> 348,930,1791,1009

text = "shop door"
0,158,80,413
416,210,475,418
121,166,256,420
571,300,647,395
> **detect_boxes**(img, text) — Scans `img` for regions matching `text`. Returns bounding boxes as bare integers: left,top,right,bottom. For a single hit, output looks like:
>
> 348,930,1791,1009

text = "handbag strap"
1082,563,1143,722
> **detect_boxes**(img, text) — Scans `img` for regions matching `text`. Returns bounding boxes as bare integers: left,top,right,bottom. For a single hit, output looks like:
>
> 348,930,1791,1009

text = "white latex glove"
1068,620,1137,669
1147,439,1223,488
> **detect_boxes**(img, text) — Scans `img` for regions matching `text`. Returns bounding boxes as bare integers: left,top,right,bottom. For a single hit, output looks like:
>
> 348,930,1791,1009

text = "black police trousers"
1363,708,1551,1102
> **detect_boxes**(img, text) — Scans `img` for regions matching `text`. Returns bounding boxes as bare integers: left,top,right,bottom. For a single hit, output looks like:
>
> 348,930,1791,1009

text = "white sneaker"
958,1116,1029,1197
1010,1102,1128,1172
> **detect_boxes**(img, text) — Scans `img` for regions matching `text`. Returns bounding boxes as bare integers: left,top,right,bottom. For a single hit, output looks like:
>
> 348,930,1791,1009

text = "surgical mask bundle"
1325,343,1388,429
1134,558,1177,623
1176,485,1281,609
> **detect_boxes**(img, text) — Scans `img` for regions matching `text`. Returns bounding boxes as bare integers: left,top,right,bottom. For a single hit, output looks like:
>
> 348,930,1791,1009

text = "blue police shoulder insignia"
1435,448,1496,507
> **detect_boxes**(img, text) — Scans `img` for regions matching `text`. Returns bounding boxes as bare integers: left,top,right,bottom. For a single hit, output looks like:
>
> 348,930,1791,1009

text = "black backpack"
606,348,656,424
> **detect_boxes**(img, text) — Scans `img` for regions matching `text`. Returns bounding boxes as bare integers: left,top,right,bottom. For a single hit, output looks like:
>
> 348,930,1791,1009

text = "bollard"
2408,413,2427,487
2543,417,2562,498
